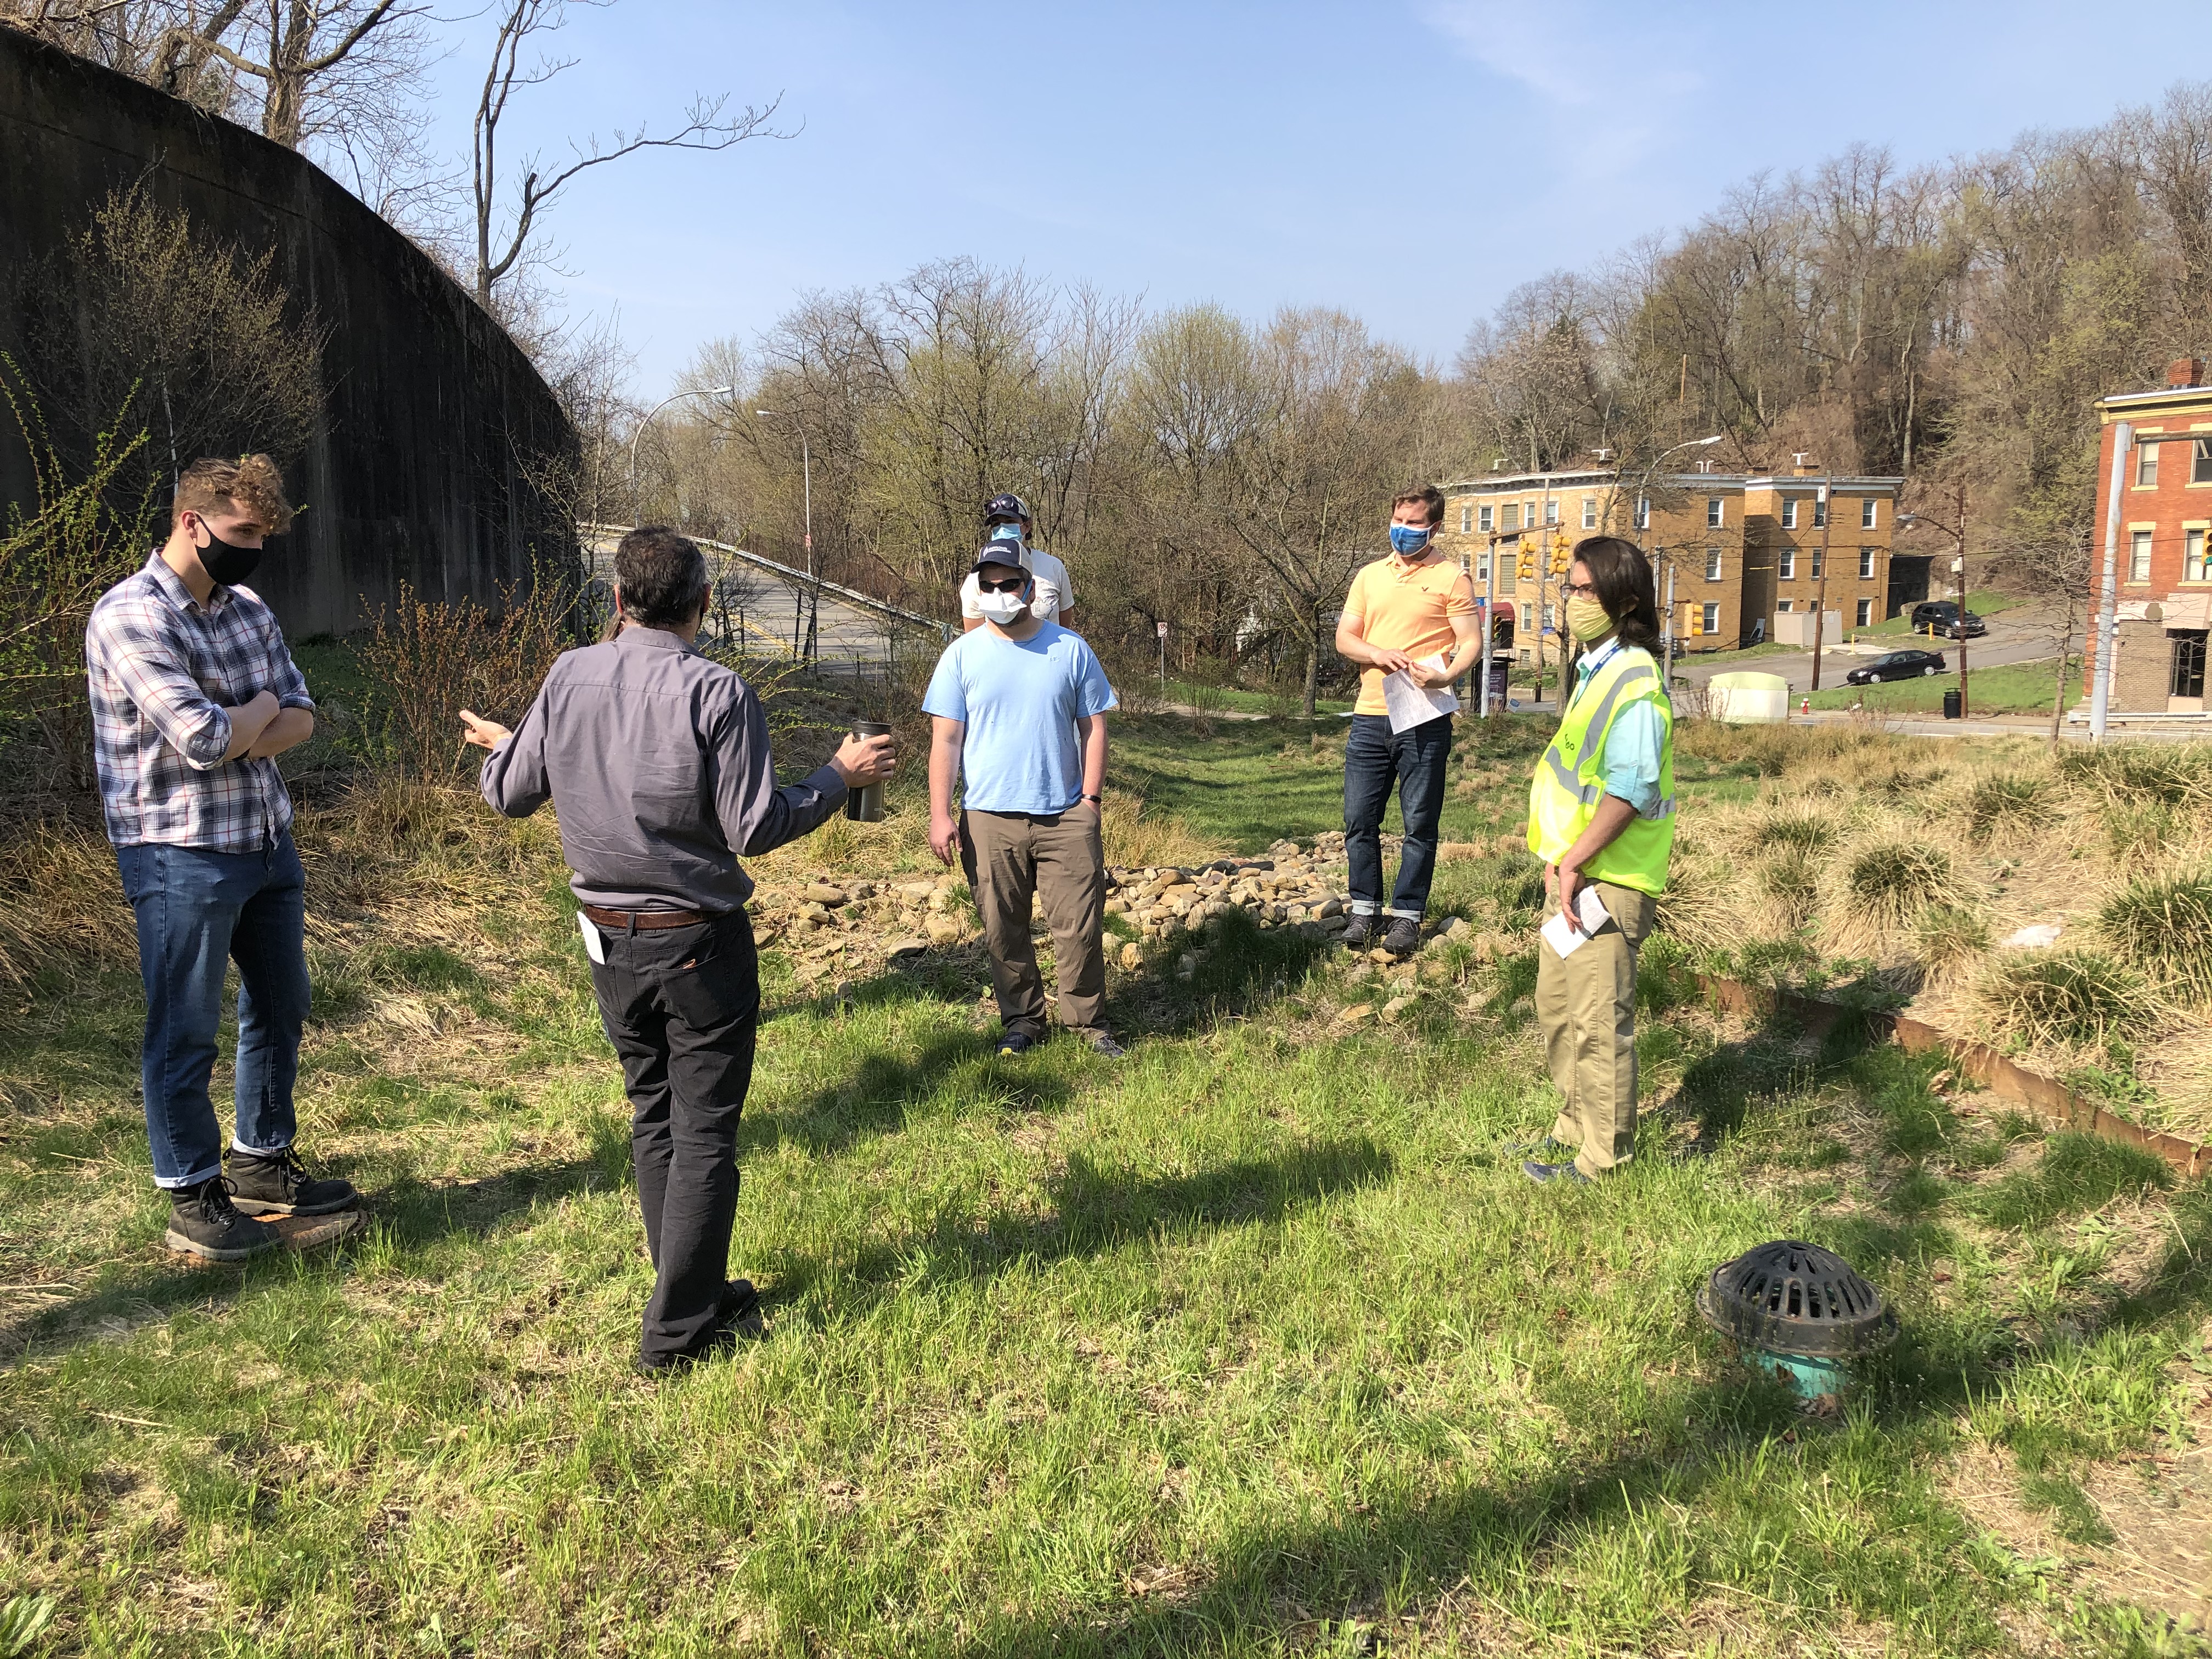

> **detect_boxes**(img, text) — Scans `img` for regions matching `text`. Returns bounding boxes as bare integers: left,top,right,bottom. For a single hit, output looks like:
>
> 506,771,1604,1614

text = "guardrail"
580,523,949,637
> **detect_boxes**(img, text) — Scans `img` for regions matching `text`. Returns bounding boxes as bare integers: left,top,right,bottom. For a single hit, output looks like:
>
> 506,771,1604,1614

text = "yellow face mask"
1566,595,1615,643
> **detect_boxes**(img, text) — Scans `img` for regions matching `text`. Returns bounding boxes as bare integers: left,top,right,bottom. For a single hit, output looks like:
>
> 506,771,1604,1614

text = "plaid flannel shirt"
85,554,315,850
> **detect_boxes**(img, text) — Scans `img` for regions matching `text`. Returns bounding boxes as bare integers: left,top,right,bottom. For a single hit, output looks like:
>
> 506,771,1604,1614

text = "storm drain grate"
1696,1239,1897,1359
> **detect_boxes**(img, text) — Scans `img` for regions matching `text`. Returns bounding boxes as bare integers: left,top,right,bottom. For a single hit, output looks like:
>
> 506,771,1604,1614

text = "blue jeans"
1344,713,1451,919
115,832,311,1189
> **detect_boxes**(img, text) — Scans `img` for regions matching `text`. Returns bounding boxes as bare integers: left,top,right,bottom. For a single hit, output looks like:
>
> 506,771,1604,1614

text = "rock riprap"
1104,837,1355,943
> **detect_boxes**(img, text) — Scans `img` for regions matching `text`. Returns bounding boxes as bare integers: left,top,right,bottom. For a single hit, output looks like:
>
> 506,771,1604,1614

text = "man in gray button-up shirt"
461,527,894,1371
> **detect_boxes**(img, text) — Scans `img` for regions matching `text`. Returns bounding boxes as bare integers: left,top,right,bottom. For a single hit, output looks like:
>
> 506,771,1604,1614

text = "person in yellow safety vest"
1517,536,1675,1186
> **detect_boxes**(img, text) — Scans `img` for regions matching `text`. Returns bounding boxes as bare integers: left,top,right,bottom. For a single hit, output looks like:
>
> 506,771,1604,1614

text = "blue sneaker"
1522,1159,1594,1185
995,1030,1037,1057
1504,1136,1577,1161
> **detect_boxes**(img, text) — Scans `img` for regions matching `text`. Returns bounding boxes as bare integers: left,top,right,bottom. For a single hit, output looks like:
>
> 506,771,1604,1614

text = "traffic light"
1549,534,1571,575
1517,545,1536,581
1688,608,1703,636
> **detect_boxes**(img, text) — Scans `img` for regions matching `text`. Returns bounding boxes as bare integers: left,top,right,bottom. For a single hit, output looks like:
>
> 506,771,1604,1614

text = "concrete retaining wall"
0,27,578,636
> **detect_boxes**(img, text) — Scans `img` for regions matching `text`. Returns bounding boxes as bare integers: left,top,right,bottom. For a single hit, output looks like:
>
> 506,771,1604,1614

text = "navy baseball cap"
983,492,1031,524
972,540,1032,575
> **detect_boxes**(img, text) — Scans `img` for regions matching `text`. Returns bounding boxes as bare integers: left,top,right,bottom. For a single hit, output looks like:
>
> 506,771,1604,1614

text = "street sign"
1155,620,1168,638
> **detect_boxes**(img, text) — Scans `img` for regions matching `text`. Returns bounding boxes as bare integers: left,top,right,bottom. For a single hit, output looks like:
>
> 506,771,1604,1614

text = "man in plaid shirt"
86,454,358,1261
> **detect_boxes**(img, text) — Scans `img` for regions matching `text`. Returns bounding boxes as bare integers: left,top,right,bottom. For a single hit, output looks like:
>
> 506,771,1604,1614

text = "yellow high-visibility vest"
1525,644,1676,895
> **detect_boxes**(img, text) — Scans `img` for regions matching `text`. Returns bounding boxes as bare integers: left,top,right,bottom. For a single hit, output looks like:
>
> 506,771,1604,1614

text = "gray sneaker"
1380,917,1421,956
1341,913,1382,951
164,1177,279,1262
1083,1031,1128,1059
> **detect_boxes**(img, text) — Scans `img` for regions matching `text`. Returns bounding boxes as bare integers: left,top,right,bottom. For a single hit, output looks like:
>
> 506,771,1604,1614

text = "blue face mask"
1389,524,1432,556
988,522,1025,544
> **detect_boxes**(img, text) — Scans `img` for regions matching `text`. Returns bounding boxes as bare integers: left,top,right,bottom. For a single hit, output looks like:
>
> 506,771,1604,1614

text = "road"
584,532,947,674
1663,601,2074,697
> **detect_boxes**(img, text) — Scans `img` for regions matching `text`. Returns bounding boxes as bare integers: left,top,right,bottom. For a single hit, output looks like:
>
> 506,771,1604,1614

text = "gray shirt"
478,626,847,912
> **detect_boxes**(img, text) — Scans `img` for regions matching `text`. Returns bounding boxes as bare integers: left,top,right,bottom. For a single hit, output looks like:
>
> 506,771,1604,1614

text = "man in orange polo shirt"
1333,484,1483,955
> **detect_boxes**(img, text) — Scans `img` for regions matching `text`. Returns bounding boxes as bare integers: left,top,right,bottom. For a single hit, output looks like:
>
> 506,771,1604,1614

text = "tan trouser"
1536,878,1658,1177
959,806,1109,1037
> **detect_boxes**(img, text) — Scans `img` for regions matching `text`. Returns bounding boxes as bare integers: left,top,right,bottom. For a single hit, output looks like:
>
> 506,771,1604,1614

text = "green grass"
0,721,2205,1656
1159,678,1355,718
1807,657,2084,715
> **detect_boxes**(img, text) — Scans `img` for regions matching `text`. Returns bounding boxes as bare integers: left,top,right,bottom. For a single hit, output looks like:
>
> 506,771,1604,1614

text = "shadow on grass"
769,1135,1393,1316
1115,906,1335,1039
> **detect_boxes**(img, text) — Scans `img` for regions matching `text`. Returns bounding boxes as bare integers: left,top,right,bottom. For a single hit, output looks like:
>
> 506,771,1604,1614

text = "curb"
1692,974,2210,1179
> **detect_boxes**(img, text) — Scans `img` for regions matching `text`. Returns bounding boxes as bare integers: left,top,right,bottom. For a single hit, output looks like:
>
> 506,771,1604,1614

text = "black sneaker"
1341,913,1381,950
164,1177,279,1262
995,1030,1037,1057
719,1278,767,1339
1381,917,1421,956
226,1148,359,1217
1082,1031,1128,1059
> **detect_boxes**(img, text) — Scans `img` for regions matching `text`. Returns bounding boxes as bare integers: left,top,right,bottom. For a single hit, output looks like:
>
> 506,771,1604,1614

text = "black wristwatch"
1082,793,1103,806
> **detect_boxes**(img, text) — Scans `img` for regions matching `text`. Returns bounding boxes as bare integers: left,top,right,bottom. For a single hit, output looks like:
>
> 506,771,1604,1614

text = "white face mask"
977,589,1029,625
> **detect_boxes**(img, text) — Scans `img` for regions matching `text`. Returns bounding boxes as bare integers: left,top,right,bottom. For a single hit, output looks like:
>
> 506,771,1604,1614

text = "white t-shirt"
961,546,1071,624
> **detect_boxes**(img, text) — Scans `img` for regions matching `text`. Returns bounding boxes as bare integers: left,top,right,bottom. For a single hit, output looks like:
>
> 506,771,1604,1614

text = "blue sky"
409,1,2207,394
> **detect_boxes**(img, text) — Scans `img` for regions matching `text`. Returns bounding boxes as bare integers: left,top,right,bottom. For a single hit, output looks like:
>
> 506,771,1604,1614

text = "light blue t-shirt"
922,622,1118,814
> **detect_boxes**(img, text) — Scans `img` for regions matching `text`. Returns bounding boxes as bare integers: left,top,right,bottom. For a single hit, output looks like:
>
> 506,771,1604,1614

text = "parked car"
1909,600,1985,639
1846,649,1949,685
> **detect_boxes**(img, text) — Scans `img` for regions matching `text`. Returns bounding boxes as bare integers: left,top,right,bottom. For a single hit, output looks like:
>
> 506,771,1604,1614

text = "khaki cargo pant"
1536,878,1658,1178
959,806,1109,1039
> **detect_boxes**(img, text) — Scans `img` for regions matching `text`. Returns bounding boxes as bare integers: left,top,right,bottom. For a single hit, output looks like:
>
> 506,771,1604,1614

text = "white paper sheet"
578,912,607,965
1538,885,1615,958
1381,654,1459,733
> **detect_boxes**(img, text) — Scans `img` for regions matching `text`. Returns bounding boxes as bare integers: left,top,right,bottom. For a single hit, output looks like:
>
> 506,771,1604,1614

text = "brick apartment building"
2089,357,2212,714
1437,463,1902,654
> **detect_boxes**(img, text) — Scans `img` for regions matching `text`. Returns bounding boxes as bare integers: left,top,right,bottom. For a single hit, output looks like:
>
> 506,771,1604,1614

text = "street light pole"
629,385,736,506
2090,424,2131,742
755,409,816,665
1810,476,1834,693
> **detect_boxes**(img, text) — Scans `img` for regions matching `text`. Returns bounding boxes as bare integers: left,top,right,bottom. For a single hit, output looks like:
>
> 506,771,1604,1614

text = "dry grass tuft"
1843,841,1953,929
2098,866,2212,1003
1975,949,2159,1051
1101,790,1223,870
1913,903,1990,983
1963,774,2043,842
1755,847,1822,934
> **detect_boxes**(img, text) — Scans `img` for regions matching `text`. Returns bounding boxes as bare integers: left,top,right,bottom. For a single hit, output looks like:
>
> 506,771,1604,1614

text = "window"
1478,503,1493,533
1541,605,1555,630
1707,498,1724,528
1635,497,1650,531
1526,500,1539,529
1810,548,1824,579
1857,597,1874,627
1502,503,1520,532
1459,503,1472,534
1701,602,1721,635
2196,439,2212,484
1475,548,1491,580
1781,499,1799,530
1861,497,1878,529
2175,633,2208,699
1813,496,1828,529
1544,498,1559,526
2138,445,2161,487
1705,546,1723,581
1859,546,1877,579
1581,495,1597,529
1777,599,1795,613
2130,530,2153,582
1779,549,1797,580
2190,527,2208,582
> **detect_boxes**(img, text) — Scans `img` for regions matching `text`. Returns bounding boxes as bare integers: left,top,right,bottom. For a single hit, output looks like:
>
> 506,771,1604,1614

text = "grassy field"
0,713,2207,1657
1807,658,2084,716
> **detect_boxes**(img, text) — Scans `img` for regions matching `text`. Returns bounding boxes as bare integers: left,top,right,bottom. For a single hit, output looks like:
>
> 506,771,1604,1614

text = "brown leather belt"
581,905,715,932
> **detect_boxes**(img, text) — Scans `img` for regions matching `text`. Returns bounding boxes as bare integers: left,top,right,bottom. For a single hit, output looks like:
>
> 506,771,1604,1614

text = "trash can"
1942,689,1962,721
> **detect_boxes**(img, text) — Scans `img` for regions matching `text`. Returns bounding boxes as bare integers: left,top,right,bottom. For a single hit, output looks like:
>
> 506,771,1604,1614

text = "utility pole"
1810,476,1833,692
2090,422,2132,741
1660,547,1676,690
1482,534,1497,718
1954,478,1971,718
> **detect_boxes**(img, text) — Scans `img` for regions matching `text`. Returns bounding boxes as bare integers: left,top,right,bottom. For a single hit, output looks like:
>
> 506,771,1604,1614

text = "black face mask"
193,521,263,589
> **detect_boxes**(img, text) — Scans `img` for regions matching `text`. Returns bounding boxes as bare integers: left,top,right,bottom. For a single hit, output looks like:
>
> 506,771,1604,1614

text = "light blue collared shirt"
1565,635,1666,817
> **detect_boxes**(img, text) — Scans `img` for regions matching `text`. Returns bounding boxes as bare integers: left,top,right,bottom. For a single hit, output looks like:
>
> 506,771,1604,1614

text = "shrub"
2098,868,2212,1002
1977,950,2157,1049
358,575,572,783
1844,842,1952,928
1965,774,2043,841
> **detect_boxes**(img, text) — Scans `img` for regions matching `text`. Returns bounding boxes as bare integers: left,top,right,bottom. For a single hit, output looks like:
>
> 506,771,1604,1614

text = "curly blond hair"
174,454,295,534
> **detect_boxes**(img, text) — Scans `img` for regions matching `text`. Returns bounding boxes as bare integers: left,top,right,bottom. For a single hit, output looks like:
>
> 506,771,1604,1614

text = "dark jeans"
1343,712,1451,919
588,909,760,1362
115,832,310,1189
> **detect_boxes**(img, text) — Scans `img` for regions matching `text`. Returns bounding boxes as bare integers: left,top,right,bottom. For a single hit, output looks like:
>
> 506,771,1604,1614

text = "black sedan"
1846,649,1949,685
1909,600,1986,639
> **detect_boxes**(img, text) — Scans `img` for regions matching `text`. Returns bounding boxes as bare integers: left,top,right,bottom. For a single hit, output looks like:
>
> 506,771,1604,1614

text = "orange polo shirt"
1341,554,1477,715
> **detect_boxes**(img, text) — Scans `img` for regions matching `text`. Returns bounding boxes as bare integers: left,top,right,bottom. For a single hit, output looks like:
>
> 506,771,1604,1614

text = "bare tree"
469,0,789,315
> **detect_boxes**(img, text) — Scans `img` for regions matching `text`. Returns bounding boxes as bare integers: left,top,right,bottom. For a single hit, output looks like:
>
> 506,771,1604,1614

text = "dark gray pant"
586,910,759,1361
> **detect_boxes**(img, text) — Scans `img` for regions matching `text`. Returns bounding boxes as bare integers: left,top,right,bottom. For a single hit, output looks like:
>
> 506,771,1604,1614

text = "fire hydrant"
1799,695,1810,716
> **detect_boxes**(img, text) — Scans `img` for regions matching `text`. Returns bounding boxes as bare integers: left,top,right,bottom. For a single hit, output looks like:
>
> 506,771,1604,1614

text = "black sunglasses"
977,574,1028,593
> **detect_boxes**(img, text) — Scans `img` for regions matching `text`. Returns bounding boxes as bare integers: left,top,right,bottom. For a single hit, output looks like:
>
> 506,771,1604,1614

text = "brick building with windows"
2089,357,2212,714
1438,463,1900,653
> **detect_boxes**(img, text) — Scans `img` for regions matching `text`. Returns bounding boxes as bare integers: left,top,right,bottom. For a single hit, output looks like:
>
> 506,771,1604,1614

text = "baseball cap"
982,492,1031,525
972,539,1032,575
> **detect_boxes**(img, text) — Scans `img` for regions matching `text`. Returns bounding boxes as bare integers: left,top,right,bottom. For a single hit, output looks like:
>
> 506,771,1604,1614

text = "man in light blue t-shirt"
925,542,1122,1058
